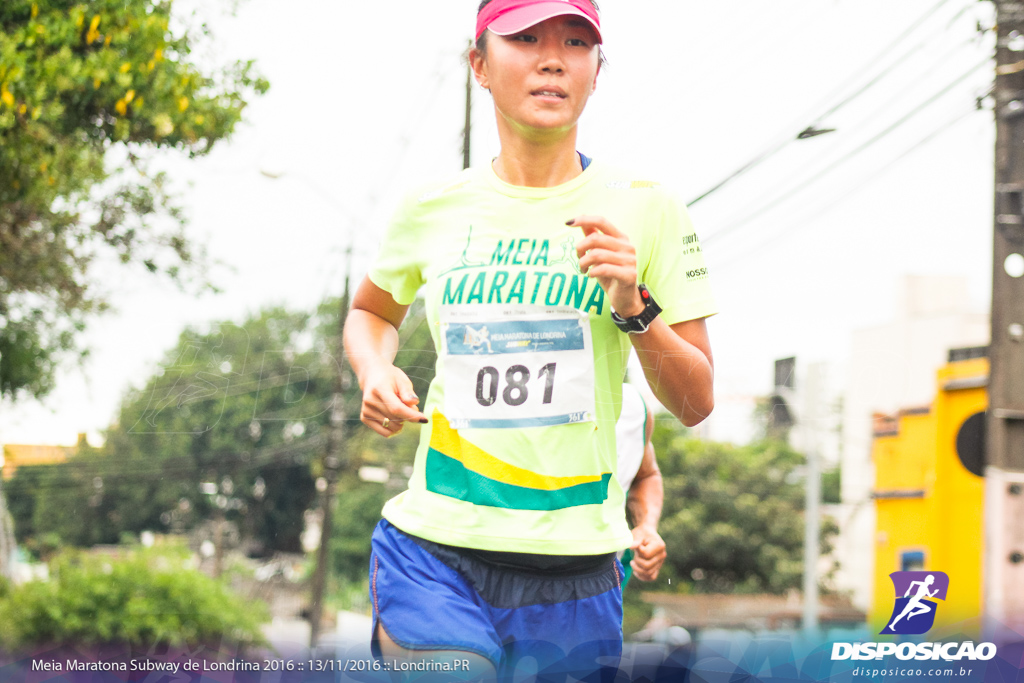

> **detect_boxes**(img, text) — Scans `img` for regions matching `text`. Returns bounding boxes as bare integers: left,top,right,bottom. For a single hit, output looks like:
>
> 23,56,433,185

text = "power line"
687,0,966,207
703,55,991,246
711,33,982,232
710,104,982,272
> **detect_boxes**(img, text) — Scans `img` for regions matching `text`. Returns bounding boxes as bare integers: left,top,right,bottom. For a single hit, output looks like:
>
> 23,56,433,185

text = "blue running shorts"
369,519,624,680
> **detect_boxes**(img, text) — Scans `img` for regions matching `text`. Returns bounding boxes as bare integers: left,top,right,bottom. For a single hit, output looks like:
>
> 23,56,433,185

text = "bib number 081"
476,362,556,408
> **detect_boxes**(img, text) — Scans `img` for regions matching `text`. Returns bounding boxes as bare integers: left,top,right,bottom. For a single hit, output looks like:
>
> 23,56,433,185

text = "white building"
833,275,989,611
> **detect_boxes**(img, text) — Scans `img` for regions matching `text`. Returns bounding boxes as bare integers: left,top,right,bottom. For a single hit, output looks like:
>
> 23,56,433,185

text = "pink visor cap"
475,0,602,44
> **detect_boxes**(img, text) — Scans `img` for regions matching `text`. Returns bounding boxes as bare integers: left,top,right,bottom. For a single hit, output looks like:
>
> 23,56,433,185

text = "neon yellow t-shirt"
368,159,717,555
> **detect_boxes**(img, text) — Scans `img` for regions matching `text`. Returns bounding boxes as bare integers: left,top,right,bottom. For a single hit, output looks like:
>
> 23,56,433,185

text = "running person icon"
343,1,717,679
888,574,939,631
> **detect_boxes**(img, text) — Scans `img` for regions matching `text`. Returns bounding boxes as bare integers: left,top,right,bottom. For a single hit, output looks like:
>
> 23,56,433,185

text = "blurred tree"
7,297,437,574
0,0,268,401
8,308,324,554
651,418,839,594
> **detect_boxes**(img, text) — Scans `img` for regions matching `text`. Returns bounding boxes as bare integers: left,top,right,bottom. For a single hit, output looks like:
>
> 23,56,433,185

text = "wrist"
632,521,659,535
612,284,662,334
358,360,396,388
617,294,645,319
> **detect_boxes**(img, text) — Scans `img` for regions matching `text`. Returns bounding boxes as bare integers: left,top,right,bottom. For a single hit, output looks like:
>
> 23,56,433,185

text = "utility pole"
987,0,1024,641
463,41,473,171
801,362,827,638
308,243,354,650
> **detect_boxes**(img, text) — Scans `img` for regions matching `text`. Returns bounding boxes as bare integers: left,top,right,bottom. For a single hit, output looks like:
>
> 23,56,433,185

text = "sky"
0,0,998,449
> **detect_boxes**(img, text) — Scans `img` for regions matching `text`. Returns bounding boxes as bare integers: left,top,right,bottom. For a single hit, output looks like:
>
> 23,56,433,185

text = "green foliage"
330,478,394,583
652,418,839,594
822,466,841,504
621,580,654,638
0,547,267,650
0,0,268,401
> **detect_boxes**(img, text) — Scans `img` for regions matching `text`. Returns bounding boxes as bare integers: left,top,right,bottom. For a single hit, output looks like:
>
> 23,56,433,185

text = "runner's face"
474,16,601,137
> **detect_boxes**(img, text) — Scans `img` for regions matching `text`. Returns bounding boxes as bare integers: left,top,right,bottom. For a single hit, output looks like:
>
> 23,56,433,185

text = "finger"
364,414,406,439
632,553,658,570
361,414,392,437
393,373,421,407
575,233,633,257
578,249,637,273
368,390,428,423
584,264,637,282
567,215,625,238
630,559,656,582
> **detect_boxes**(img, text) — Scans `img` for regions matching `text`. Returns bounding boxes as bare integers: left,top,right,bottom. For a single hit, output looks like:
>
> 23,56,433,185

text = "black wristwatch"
611,284,662,334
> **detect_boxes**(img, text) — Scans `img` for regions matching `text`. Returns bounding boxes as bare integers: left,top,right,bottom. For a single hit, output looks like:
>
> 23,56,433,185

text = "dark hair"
473,0,606,65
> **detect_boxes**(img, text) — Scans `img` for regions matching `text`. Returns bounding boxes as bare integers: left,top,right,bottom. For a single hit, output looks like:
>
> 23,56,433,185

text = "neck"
491,112,582,188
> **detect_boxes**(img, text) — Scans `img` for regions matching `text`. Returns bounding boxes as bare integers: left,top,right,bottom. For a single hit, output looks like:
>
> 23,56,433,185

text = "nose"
537,36,565,74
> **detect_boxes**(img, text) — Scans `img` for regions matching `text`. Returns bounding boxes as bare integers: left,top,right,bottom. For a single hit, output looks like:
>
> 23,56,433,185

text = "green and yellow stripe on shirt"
426,411,612,511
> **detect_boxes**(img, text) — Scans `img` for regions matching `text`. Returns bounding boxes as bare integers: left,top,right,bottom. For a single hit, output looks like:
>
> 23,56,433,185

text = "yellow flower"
0,88,13,108
154,48,163,61
177,96,189,112
194,114,205,125
119,62,131,73
31,3,38,19
18,104,26,115
85,15,101,43
124,89,135,103
114,99,127,115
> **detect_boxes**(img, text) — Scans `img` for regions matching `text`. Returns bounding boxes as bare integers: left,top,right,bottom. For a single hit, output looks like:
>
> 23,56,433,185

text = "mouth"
531,88,567,99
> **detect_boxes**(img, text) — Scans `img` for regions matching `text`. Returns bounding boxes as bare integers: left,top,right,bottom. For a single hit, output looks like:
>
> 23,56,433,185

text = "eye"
567,38,590,47
509,33,537,43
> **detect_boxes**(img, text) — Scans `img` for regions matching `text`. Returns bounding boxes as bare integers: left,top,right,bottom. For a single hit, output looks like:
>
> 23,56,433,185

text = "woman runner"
343,0,717,678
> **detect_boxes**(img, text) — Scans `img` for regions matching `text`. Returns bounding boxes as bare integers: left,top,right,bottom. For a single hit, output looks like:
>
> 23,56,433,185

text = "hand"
570,215,644,318
629,525,667,582
359,364,427,438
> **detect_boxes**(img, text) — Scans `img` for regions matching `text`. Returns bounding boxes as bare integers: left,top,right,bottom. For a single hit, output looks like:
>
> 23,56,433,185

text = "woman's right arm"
343,276,428,437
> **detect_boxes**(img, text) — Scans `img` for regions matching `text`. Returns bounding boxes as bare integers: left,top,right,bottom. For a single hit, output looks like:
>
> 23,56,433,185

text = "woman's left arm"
572,215,714,427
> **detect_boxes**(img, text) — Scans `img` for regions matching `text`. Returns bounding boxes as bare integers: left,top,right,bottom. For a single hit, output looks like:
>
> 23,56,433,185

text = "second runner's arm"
627,400,667,581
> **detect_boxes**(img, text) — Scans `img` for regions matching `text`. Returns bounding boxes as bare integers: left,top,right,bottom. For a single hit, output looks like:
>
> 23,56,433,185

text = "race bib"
440,305,596,429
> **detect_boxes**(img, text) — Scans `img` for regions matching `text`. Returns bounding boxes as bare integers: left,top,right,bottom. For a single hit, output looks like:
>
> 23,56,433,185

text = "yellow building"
870,349,988,636
1,434,85,479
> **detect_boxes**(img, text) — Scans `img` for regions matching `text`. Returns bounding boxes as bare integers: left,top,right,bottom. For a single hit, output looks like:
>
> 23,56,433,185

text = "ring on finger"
381,417,390,429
